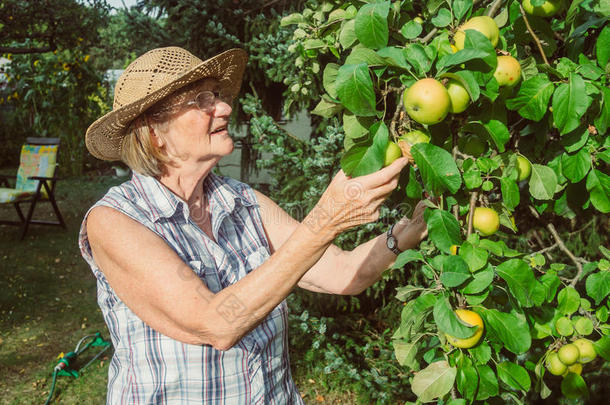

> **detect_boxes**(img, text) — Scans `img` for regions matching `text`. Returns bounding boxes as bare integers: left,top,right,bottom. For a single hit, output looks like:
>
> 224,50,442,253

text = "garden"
1,0,609,404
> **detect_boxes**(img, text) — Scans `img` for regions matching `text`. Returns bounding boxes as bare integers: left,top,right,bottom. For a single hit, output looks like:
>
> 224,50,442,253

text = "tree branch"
467,192,479,238
519,5,550,65
389,86,406,139
486,0,504,18
528,206,585,286
419,28,439,44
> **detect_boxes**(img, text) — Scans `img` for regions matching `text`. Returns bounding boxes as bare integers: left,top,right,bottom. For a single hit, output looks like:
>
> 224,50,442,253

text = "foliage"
0,0,109,54
1,49,107,176
276,0,610,403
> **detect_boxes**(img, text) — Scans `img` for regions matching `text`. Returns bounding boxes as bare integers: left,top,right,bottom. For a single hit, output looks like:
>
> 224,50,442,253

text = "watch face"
387,237,396,249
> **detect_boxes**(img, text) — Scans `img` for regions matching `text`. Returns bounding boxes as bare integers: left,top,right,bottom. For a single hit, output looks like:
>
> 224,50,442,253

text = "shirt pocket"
187,259,223,294
243,245,270,275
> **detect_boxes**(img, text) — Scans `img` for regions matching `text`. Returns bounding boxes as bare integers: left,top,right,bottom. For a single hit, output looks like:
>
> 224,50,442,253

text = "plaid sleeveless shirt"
79,171,303,404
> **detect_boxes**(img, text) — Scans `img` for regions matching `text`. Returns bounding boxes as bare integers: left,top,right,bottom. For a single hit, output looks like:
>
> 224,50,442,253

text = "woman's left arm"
254,190,428,295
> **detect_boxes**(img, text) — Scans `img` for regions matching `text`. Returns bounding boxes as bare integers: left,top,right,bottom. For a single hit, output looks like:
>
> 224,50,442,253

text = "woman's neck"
156,161,215,209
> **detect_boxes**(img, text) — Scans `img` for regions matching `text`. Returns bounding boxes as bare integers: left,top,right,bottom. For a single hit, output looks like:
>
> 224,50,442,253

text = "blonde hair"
119,79,220,177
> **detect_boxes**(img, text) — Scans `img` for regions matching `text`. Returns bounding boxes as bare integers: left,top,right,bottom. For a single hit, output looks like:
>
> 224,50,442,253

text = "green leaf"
280,13,305,26
556,316,574,336
479,120,510,153
586,169,610,213
354,1,390,49
561,373,588,399
404,43,432,75
433,296,477,339
393,340,418,369
457,361,479,401
345,46,388,66
437,48,494,72
552,73,592,135
425,209,462,253
391,249,424,269
311,95,343,118
411,361,457,403
411,143,462,197
480,308,531,354
340,121,387,177
469,341,492,364
561,150,592,183
440,255,472,287
529,164,558,200
401,20,423,39
459,241,489,272
376,47,409,70
497,362,531,391
322,63,340,98
505,74,554,122
586,270,610,305
431,8,452,27
343,113,373,139
461,265,494,294
406,165,423,199
339,19,357,49
453,0,473,21
573,317,594,336
336,63,377,116
500,178,520,210
476,364,499,401
593,336,610,361
597,25,610,67
595,86,610,134
557,286,581,315
496,259,540,308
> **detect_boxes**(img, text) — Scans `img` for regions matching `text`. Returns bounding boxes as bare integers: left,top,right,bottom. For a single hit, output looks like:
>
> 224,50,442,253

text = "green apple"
563,362,583,377
384,141,403,167
573,338,597,363
558,343,580,366
546,352,568,376
522,0,564,17
516,155,532,181
473,207,500,236
400,129,430,145
494,55,522,87
446,79,470,113
402,78,451,125
458,134,487,157
413,16,424,24
454,16,500,50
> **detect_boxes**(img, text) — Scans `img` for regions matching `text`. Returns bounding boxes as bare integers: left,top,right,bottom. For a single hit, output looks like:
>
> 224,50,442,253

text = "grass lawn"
0,171,353,404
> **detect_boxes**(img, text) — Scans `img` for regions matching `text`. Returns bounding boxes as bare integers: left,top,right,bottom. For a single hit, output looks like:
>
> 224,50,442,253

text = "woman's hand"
394,199,430,250
305,157,410,238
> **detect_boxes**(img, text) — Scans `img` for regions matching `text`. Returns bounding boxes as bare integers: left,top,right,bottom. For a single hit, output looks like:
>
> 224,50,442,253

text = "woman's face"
151,78,234,168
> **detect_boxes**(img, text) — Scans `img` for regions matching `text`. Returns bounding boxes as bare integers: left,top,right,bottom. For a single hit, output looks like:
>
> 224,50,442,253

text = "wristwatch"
386,223,403,255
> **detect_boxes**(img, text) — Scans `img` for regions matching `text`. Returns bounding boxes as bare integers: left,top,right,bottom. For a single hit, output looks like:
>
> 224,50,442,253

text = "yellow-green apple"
446,79,470,113
573,339,597,363
473,207,500,236
402,78,451,125
516,155,532,181
494,55,522,87
522,0,564,17
454,16,500,50
558,344,580,366
384,141,403,167
546,352,568,376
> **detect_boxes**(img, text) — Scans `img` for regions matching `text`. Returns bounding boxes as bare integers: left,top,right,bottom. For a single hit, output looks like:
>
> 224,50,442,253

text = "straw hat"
85,47,248,161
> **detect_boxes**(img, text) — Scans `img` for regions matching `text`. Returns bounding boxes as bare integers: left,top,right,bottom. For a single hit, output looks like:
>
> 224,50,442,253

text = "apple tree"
280,0,609,402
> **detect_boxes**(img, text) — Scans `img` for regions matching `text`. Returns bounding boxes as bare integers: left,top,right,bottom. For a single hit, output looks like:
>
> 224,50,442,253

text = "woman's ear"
149,125,164,148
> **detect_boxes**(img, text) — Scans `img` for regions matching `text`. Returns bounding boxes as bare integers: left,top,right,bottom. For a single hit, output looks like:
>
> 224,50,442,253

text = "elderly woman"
79,47,428,404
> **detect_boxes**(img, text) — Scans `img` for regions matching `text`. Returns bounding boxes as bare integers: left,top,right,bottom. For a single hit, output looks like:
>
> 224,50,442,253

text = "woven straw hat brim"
85,48,248,161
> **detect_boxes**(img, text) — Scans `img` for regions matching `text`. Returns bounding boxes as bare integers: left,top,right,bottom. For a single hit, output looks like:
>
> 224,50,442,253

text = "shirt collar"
131,171,256,223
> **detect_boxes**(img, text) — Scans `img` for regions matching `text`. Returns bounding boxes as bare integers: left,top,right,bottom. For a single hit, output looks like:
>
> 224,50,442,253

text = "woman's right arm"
86,158,408,350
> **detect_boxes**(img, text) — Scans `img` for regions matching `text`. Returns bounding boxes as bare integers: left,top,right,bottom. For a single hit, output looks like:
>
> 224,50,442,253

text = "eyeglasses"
150,89,232,120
